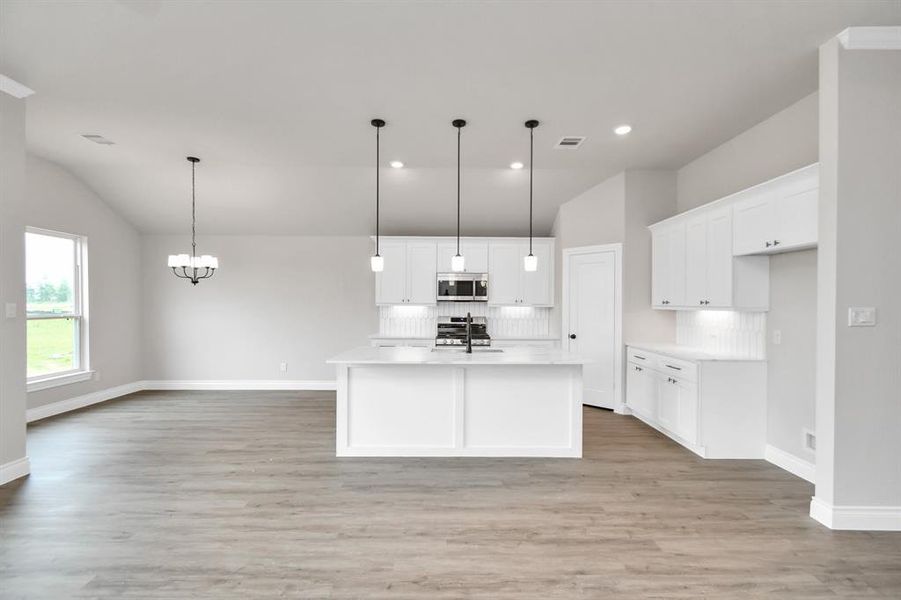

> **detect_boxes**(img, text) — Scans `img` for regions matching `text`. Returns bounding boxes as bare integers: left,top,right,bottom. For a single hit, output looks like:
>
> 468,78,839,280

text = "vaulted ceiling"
2,0,898,235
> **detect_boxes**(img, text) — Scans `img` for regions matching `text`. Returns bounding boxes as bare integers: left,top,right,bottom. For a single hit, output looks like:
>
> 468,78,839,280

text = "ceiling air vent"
81,134,115,145
554,136,586,149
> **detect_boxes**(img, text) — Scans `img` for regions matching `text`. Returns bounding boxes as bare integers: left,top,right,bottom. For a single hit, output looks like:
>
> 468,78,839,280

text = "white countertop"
368,334,559,341
627,342,766,362
329,346,589,365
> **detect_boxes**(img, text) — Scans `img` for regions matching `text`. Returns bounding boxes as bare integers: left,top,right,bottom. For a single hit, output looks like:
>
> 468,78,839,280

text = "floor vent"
554,136,586,149
81,134,116,145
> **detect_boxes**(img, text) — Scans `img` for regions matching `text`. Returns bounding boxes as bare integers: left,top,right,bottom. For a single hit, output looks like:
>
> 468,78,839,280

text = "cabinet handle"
634,355,646,360
704,300,710,305
773,240,780,246
665,364,682,371
765,240,772,247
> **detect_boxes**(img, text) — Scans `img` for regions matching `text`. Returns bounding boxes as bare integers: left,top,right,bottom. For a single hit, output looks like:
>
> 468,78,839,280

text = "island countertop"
328,346,590,366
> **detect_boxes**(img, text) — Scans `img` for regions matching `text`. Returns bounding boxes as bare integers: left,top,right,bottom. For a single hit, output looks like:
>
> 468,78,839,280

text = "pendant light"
168,156,218,284
523,119,539,272
370,118,386,272
451,118,467,272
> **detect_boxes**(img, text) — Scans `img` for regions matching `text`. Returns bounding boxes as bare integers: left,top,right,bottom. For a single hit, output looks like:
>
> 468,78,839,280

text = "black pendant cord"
376,124,380,257
191,158,197,265
456,124,461,256
529,126,534,256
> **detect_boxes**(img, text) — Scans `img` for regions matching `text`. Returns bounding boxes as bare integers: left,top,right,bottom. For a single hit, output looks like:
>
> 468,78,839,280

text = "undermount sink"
431,347,504,353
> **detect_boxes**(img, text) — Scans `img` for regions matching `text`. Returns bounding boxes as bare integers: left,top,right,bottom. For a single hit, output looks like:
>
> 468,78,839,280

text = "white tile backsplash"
676,311,767,359
379,303,550,339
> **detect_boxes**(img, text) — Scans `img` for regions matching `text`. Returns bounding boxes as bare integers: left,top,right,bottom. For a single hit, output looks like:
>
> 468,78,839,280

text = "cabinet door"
656,372,680,432
675,379,699,445
732,196,773,256
626,364,656,419
488,241,522,305
436,242,457,273
375,241,408,304
705,209,733,307
436,240,489,272
406,241,437,305
775,188,817,251
521,240,553,306
684,216,708,307
652,224,686,307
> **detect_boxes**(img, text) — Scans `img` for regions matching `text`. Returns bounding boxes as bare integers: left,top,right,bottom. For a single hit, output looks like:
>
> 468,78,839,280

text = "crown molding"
837,26,901,50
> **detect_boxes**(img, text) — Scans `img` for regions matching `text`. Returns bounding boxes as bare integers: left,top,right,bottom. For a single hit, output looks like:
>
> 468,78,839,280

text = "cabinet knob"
765,241,772,247
699,300,704,305
773,240,780,246
569,334,577,340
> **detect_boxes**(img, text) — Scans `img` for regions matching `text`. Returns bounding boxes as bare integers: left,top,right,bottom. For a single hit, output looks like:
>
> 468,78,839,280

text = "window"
26,228,90,390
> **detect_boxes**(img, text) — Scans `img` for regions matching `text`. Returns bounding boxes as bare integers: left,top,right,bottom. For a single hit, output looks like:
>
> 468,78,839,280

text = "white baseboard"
27,381,145,423
0,456,31,486
810,496,901,531
142,380,337,391
765,444,815,484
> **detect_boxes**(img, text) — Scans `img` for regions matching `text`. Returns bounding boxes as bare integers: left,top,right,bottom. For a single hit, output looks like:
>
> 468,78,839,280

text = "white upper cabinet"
651,223,686,307
488,239,554,306
732,164,819,256
374,239,436,305
684,208,736,308
436,240,489,273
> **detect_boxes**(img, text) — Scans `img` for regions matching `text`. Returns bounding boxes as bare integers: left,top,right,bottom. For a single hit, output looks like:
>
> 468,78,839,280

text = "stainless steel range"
435,316,491,347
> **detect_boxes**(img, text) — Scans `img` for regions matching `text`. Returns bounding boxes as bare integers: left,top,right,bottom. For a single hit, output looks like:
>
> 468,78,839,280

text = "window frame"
25,227,92,392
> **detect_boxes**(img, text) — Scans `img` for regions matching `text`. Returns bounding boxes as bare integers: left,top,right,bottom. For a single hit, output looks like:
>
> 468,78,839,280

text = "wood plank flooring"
1,391,899,599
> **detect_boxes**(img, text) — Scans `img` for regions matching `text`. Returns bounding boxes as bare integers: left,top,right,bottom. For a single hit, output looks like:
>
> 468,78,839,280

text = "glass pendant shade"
451,254,465,272
370,254,384,272
523,253,538,272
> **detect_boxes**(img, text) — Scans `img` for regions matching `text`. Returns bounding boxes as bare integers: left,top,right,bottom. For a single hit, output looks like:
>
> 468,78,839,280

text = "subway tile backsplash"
676,311,767,359
379,303,550,339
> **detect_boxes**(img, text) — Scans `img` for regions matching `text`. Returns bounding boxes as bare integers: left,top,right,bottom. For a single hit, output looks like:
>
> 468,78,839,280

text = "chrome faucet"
466,312,473,354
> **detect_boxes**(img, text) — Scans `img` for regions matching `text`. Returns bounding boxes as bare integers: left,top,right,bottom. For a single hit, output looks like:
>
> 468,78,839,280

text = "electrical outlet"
848,307,876,327
772,329,782,345
279,362,288,373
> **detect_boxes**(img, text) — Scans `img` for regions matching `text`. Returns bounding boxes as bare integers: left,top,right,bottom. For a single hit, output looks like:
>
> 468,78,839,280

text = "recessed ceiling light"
389,160,404,168
614,125,632,136
510,161,524,170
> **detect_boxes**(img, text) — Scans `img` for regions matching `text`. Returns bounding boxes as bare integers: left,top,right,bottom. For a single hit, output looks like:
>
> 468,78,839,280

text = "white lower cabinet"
625,345,766,458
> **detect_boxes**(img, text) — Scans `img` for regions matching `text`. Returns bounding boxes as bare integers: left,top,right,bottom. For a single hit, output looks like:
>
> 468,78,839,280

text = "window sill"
27,370,94,393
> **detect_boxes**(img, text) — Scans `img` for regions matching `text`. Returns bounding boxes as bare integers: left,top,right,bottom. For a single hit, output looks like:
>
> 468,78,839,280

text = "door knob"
569,334,577,340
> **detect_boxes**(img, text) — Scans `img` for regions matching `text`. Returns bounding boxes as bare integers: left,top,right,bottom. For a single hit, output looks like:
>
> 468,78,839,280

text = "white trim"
27,380,144,422
561,243,624,411
810,496,901,531
838,26,901,50
0,457,31,486
27,370,94,393
143,380,337,391
0,74,35,99
765,444,815,484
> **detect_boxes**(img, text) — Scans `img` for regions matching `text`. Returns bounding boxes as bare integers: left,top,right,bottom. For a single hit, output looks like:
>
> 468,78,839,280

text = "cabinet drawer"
627,348,655,366
658,357,697,382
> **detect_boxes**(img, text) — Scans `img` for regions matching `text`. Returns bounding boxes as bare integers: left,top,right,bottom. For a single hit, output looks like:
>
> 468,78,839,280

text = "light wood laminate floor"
2,391,899,599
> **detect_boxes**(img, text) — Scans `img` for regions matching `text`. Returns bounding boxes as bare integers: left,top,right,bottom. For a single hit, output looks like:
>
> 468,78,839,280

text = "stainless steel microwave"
437,273,489,302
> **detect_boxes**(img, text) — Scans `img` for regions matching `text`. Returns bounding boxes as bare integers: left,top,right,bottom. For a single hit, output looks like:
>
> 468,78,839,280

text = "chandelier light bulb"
451,254,465,272
371,255,384,272
524,254,538,272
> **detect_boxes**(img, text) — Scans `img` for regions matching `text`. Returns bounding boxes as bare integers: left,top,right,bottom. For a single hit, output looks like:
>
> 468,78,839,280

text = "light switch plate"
5,303,16,319
848,307,876,327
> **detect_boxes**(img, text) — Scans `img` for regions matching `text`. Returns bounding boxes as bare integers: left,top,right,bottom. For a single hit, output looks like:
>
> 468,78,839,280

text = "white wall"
25,155,143,410
0,92,29,480
675,92,819,466
815,39,900,521
141,235,377,382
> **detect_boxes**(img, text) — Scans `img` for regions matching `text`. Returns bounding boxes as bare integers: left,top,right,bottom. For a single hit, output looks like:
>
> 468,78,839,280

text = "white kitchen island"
327,346,588,458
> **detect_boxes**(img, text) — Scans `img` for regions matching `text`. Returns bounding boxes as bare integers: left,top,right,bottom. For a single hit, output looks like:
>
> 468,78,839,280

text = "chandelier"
167,156,218,284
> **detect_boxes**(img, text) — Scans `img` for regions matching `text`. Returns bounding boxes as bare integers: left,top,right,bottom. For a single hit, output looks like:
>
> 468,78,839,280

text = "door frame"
561,243,624,413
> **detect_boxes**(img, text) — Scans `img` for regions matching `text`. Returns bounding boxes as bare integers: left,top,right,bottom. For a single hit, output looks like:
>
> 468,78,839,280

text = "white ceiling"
2,1,898,236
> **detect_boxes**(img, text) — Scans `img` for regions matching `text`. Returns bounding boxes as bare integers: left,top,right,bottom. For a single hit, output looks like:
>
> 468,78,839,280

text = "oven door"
437,276,475,301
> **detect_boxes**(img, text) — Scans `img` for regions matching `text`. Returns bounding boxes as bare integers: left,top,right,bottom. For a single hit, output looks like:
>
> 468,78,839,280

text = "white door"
375,241,407,304
684,216,708,307
521,240,553,306
564,248,618,409
705,208,733,307
405,241,437,305
487,241,522,305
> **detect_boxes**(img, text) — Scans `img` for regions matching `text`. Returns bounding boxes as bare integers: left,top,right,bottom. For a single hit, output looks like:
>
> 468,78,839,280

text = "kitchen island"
327,346,588,457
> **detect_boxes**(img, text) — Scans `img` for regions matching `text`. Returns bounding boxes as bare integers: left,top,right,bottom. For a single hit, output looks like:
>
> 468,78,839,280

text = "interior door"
375,241,407,304
565,250,616,409
405,241,437,305
487,241,521,305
